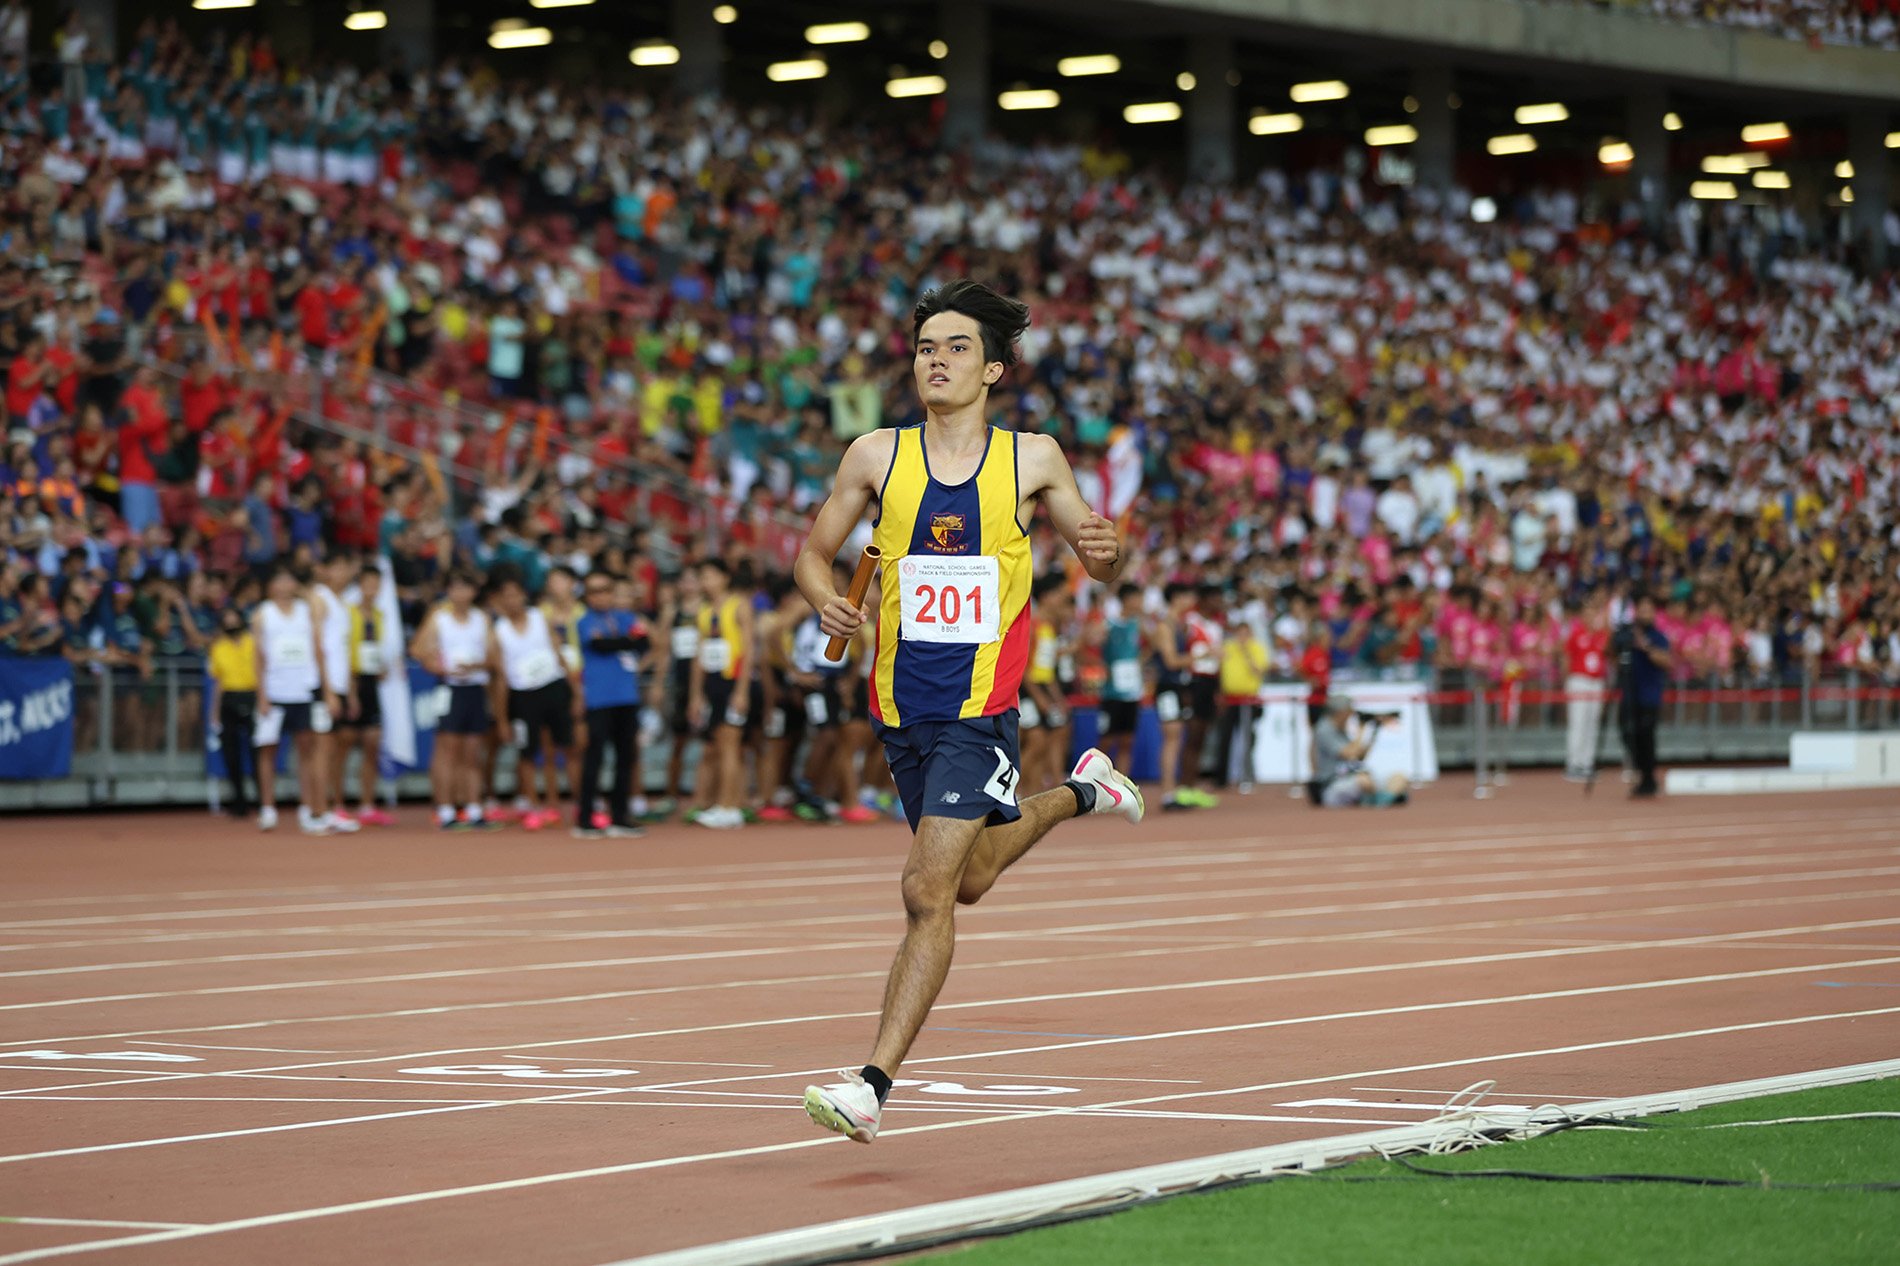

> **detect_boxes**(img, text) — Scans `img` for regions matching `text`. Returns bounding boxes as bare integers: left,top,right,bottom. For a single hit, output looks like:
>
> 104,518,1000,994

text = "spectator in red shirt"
1299,624,1333,725
295,270,333,354
6,331,47,424
1563,597,1612,781
116,367,170,533
44,336,77,415
178,358,227,434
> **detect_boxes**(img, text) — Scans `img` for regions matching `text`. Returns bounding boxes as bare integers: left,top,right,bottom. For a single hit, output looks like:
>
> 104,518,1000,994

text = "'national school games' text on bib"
897,555,1000,645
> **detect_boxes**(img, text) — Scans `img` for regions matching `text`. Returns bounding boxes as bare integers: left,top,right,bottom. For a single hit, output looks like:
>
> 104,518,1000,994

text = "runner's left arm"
1020,432,1124,584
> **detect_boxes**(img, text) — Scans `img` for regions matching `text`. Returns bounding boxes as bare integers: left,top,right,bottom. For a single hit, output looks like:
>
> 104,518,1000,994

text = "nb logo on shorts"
939,791,961,804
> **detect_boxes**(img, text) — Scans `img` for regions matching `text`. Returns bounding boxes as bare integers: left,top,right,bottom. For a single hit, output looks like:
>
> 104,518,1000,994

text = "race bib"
253,707,284,748
357,641,385,676
1109,659,1142,698
804,692,829,726
898,555,1000,644
272,636,311,668
1019,697,1042,729
1156,690,1182,723
699,637,732,674
519,649,560,684
671,626,700,660
1033,637,1058,673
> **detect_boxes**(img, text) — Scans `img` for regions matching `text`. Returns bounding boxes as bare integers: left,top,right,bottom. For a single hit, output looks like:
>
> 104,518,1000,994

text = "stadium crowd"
2,14,1898,826
1589,0,1900,47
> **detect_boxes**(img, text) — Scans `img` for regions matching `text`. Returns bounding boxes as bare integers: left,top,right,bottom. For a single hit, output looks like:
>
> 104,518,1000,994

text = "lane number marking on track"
9,1049,203,1063
1280,1097,1535,1112
891,1079,1079,1098
399,1064,639,1080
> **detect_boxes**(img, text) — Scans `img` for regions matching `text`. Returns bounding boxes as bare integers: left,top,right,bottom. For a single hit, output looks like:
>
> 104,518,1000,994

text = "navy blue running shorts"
876,711,1024,833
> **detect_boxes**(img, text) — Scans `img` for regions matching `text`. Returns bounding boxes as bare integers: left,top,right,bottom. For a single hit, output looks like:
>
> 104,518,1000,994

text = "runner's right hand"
818,595,869,641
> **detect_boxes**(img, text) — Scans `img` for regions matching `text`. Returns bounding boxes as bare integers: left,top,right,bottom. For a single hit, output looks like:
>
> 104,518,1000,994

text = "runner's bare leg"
867,788,1083,1075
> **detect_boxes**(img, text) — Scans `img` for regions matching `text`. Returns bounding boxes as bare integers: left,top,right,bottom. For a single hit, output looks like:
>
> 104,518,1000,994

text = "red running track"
1,775,1898,1264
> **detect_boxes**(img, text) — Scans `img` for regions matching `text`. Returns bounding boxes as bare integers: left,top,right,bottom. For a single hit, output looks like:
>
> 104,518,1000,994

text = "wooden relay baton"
824,545,880,663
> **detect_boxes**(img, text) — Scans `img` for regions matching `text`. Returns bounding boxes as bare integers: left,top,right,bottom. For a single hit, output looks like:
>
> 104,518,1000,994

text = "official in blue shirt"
1617,593,1672,799
574,573,650,838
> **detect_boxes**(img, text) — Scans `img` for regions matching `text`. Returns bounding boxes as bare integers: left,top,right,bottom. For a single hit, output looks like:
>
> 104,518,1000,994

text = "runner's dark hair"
913,279,1031,369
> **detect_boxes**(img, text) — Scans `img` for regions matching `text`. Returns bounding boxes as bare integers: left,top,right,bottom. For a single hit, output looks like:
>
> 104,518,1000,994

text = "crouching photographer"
1312,693,1410,808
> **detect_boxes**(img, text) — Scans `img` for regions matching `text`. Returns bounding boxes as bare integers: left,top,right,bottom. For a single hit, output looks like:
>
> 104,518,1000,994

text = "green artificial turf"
935,1079,1900,1266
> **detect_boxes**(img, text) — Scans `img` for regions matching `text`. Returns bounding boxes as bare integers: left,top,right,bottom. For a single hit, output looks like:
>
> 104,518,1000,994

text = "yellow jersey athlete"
793,279,1144,1143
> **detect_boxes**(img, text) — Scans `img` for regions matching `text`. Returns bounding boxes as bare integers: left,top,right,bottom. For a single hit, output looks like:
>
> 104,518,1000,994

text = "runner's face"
914,312,999,413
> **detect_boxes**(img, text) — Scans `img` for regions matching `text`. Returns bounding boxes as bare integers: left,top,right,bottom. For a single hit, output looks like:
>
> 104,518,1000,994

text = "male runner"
794,279,1143,1143
340,565,395,825
251,564,334,835
310,552,363,833
1151,582,1197,810
688,558,755,830
410,570,498,831
491,571,576,831
1095,582,1145,772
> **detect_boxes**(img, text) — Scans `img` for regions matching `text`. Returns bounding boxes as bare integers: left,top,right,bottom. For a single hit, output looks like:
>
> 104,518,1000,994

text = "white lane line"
1349,1086,1603,1100
497,1049,779,1056
13,1096,516,1106
0,1087,633,1165
7,854,1893,1016
4,816,1882,958
0,941,544,980
131,1043,348,1054
0,1218,202,1232
0,1005,1890,1266
2,937,1893,1144
6,811,1885,936
5,886,1894,1053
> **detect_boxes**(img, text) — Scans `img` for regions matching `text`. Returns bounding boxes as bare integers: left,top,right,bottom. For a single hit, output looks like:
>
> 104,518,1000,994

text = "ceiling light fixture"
886,75,946,98
766,58,827,81
1291,80,1348,103
1514,102,1568,125
1124,101,1183,124
1249,112,1302,136
999,88,1060,110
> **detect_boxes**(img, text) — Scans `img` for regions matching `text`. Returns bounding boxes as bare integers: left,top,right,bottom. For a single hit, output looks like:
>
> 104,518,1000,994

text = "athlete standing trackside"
794,279,1145,1144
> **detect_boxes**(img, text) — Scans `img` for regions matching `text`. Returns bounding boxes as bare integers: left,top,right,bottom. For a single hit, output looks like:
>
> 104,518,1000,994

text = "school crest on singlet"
870,425,1032,726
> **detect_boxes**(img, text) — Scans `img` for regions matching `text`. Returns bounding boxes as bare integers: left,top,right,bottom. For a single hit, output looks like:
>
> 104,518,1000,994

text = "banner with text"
0,657,76,780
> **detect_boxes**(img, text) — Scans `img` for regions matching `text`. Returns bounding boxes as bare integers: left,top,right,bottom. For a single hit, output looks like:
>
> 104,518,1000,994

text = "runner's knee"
901,867,959,921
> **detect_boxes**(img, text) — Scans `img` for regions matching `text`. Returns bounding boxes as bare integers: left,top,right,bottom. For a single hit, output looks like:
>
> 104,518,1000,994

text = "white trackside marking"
0,1009,1892,1266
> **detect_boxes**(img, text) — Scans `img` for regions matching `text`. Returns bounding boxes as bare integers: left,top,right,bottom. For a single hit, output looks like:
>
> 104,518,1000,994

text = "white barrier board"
1252,681,1439,786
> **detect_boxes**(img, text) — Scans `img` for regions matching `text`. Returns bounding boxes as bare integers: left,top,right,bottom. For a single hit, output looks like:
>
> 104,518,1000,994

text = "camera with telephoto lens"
1355,710,1401,726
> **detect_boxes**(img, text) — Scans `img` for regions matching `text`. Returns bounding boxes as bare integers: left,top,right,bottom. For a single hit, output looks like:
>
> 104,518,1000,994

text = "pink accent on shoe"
590,811,610,830
758,806,795,822
839,805,880,824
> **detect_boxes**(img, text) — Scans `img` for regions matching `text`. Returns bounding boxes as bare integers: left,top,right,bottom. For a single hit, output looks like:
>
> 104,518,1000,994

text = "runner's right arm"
794,431,895,641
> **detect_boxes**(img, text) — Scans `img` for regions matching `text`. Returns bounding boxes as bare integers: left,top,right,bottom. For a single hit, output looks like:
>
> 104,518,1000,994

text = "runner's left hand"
1077,513,1120,564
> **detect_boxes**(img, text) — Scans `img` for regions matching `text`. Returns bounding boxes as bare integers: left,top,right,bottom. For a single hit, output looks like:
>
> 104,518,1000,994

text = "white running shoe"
1069,747,1145,823
299,815,333,836
803,1070,882,1143
701,806,746,830
324,812,362,834
258,805,278,832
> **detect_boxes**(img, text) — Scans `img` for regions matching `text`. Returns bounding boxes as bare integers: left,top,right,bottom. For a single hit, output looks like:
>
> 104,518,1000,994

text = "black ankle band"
861,1064,893,1104
1064,778,1097,816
